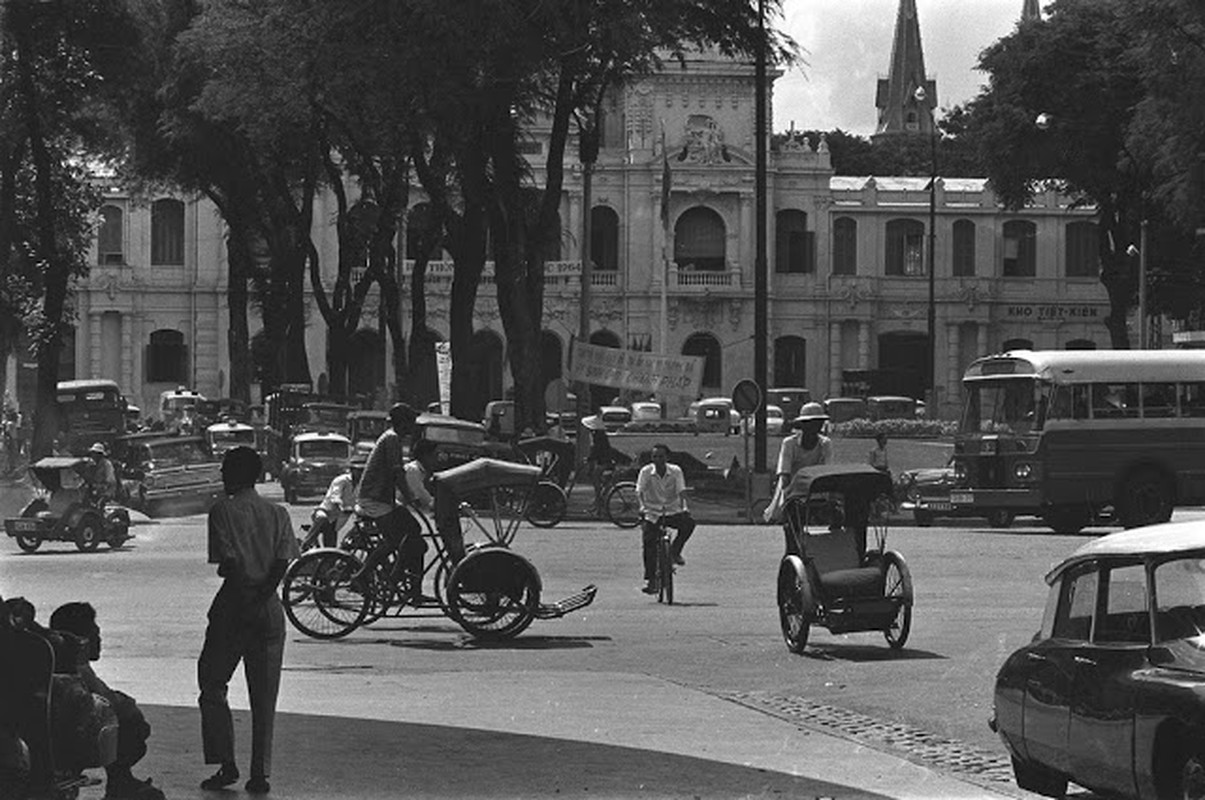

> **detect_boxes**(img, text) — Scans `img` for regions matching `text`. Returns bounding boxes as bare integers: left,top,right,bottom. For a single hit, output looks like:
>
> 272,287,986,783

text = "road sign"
732,379,762,416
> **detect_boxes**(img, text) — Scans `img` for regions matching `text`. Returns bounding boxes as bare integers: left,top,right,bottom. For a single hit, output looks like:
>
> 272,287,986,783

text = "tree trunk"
224,221,253,404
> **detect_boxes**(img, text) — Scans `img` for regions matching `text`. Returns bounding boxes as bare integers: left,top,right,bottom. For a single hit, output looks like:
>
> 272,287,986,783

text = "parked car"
113,434,223,517
736,404,785,436
766,387,811,421
347,409,389,458
598,405,633,432
279,431,352,504
895,459,1015,528
630,401,663,422
823,397,868,423
4,457,131,552
991,521,1205,799
688,397,741,434
866,395,920,421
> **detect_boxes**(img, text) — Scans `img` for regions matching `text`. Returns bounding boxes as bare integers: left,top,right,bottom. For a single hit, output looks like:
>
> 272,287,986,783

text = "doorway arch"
877,332,928,399
683,332,722,394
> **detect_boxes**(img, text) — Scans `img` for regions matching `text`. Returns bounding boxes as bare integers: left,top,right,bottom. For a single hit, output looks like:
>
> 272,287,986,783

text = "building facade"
10,1,1118,421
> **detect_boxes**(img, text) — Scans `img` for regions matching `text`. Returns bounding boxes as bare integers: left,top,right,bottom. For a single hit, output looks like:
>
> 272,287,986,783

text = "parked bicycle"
281,458,597,642
514,436,639,528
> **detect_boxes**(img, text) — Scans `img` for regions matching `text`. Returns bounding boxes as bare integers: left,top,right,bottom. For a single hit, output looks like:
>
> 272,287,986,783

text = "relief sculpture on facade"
680,114,729,164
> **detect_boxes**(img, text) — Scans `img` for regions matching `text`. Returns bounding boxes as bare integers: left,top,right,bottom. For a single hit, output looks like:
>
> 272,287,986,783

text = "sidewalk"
94,658,1015,800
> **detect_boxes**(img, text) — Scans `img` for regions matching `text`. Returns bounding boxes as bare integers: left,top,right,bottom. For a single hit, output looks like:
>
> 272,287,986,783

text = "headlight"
954,462,967,481
1014,462,1032,480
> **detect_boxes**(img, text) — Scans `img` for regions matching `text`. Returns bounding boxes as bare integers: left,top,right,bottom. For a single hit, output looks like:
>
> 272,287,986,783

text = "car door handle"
1073,655,1096,666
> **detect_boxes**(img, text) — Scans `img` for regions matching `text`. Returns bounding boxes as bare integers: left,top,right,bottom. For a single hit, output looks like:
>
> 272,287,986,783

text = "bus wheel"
1118,469,1173,529
1043,505,1091,535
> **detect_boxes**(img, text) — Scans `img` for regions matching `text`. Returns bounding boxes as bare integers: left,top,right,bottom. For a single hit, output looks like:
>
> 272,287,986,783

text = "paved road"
4,480,1166,798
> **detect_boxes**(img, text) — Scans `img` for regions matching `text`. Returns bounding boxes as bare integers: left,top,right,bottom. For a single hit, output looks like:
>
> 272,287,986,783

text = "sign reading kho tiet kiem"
567,341,704,398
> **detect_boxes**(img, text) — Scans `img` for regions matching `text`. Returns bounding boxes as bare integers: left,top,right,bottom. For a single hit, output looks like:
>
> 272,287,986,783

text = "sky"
772,0,1029,136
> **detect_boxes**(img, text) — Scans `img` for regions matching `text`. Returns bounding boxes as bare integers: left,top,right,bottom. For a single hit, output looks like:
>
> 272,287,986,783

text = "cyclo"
775,464,913,652
281,457,597,641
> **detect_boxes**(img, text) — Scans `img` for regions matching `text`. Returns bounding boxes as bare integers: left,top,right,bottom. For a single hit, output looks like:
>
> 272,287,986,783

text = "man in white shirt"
635,443,696,594
302,459,365,550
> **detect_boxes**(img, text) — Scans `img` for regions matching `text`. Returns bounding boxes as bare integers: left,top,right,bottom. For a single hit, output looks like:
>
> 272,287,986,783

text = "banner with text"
567,341,704,397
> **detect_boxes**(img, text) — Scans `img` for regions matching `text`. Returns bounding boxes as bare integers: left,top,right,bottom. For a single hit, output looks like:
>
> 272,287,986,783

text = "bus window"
1092,383,1139,419
1181,383,1205,418
1142,382,1177,418
959,379,1043,435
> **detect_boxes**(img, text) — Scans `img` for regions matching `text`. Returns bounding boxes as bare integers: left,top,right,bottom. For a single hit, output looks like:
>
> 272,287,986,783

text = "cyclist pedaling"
635,443,695,594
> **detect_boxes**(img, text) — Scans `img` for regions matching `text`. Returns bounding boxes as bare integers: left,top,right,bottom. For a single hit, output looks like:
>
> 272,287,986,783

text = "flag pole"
660,121,671,356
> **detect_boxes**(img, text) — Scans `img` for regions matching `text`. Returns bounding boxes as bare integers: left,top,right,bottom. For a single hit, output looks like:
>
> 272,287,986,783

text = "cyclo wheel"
604,481,641,528
281,550,368,639
525,481,567,528
15,534,40,553
657,534,674,605
75,516,102,552
881,550,914,650
446,546,540,641
777,556,812,654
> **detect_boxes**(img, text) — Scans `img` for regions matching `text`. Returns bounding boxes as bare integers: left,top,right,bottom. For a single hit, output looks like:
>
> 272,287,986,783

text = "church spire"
1021,0,1041,21
874,0,936,138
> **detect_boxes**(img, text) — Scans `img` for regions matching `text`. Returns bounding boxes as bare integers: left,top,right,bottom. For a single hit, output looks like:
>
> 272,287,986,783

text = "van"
823,397,868,423
866,396,918,421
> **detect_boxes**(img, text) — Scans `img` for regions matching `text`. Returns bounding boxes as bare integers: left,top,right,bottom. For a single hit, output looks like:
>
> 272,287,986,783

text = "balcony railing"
670,268,742,290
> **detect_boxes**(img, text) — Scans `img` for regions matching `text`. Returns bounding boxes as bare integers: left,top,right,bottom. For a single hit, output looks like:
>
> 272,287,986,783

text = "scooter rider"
82,442,118,506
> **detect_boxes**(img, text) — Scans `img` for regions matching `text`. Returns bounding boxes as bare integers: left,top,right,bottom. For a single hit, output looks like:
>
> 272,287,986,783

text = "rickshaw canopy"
432,457,542,495
783,464,893,506
30,457,90,492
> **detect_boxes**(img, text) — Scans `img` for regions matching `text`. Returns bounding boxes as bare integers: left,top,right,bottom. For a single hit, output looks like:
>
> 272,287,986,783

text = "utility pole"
753,0,768,471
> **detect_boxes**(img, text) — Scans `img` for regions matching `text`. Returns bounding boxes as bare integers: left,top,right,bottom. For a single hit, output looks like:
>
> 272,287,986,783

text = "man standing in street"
198,446,298,795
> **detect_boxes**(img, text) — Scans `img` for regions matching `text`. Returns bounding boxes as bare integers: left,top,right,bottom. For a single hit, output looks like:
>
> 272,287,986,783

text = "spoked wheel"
882,550,914,650
446,547,540,641
15,534,40,553
75,518,102,552
605,481,641,528
340,523,380,563
525,481,567,528
281,550,368,639
777,557,812,654
656,535,674,604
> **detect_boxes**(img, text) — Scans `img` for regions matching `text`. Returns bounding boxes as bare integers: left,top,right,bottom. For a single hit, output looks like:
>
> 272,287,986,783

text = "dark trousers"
362,506,424,579
641,512,696,580
106,691,149,783
198,583,286,779
434,487,466,564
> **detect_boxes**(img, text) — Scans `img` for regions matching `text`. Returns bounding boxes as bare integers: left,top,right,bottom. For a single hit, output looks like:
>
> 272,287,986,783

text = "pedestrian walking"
197,446,298,794
869,432,890,474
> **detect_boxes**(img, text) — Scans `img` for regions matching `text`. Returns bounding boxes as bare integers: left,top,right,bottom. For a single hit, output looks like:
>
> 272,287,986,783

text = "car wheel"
1118,467,1174,528
75,518,102,552
913,510,934,527
986,509,1014,528
15,534,40,553
1010,756,1067,798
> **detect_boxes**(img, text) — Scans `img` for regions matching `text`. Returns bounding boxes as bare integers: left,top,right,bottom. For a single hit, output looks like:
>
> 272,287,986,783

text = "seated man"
49,602,163,800
82,443,118,506
303,459,366,550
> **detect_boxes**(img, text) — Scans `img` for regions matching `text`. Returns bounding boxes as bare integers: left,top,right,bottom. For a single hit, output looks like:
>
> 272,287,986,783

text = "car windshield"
423,426,485,445
298,440,350,460
959,379,1049,435
148,441,210,467
211,430,255,446
351,418,388,440
305,407,347,426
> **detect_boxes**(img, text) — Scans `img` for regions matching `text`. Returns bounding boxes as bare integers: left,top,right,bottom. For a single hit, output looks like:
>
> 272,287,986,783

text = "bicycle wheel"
604,481,641,528
657,535,674,604
446,547,540,641
525,481,567,528
282,550,368,639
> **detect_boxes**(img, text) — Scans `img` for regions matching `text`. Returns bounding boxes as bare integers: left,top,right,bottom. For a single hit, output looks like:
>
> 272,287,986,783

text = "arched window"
885,219,925,276
1003,220,1037,277
832,217,857,276
1065,221,1099,278
1065,339,1096,350
774,336,807,387
952,219,976,277
98,205,123,265
775,209,813,274
146,329,188,384
683,332,722,391
405,202,438,261
1002,338,1034,352
674,207,726,271
151,199,185,266
590,206,619,271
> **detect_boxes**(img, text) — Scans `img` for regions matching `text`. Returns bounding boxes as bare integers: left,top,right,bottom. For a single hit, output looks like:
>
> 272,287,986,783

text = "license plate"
11,519,38,532
927,501,951,511
950,492,974,505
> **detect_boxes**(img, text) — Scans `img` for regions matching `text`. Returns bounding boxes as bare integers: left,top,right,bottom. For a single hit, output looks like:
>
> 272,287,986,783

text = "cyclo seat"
804,527,883,599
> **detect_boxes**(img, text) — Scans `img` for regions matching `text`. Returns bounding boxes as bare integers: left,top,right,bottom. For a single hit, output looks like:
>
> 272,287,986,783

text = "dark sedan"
991,522,1205,799
895,459,1014,528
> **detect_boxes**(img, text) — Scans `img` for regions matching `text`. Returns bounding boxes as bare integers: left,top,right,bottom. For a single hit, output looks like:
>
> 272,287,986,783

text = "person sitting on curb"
49,602,164,800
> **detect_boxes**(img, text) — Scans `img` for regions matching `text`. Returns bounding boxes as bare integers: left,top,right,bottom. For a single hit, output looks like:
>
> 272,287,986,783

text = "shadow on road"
801,643,946,662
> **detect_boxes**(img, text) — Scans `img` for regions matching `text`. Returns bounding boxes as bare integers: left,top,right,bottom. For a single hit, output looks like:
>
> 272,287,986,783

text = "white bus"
952,349,1205,533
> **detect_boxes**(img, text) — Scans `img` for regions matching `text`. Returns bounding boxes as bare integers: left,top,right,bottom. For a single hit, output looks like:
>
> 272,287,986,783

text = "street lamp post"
915,86,937,414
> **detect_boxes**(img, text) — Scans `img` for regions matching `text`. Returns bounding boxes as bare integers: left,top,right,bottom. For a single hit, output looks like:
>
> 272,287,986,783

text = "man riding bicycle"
351,403,421,588
302,458,366,550
635,443,695,595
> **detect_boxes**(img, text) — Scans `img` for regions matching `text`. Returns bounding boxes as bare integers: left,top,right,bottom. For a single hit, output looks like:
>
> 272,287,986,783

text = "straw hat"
791,402,829,428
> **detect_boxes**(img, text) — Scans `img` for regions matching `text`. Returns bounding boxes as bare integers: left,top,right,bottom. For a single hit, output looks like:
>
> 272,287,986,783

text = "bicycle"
516,441,640,528
645,513,675,605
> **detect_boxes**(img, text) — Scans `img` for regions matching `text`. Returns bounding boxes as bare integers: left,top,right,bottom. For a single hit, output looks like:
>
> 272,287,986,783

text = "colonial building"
12,0,1116,421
